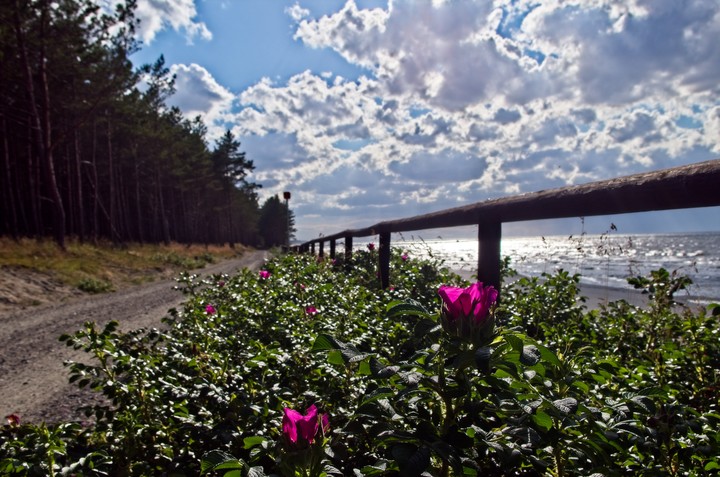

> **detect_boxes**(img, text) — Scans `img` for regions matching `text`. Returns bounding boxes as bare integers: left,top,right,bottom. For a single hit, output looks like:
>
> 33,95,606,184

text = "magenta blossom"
305,305,318,315
259,270,271,279
367,242,375,251
282,405,329,447
401,253,409,261
438,282,498,345
5,414,20,426
205,304,217,315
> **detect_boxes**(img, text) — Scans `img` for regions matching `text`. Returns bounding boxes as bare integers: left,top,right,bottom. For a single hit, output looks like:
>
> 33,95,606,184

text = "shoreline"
451,268,717,310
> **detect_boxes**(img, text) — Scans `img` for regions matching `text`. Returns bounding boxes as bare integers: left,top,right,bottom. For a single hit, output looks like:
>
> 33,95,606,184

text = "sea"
384,232,720,305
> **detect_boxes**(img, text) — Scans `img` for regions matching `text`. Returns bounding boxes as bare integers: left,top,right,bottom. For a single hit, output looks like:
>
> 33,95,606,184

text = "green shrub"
76,277,114,294
2,251,717,476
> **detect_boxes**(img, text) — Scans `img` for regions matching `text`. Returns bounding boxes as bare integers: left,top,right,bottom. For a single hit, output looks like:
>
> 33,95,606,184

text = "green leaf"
358,359,372,375
704,461,720,471
243,436,266,449
571,380,589,394
327,349,344,366
536,344,562,368
386,299,431,318
504,334,524,352
201,450,244,475
311,334,341,352
532,411,553,431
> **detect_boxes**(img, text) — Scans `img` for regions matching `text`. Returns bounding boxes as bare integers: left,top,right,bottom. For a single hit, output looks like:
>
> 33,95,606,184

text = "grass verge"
0,237,249,307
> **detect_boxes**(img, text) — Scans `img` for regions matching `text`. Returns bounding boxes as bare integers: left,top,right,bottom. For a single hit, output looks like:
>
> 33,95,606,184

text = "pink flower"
438,282,498,345
401,253,409,261
305,305,318,315
367,242,375,251
217,280,225,288
439,283,497,323
5,414,20,426
282,405,328,447
259,270,271,279
205,304,216,315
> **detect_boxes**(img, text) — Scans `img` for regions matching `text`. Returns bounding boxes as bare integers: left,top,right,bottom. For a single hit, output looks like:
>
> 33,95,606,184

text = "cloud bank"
150,0,720,238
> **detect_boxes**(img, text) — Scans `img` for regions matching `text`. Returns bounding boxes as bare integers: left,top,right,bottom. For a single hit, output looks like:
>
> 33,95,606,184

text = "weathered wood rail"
295,159,720,290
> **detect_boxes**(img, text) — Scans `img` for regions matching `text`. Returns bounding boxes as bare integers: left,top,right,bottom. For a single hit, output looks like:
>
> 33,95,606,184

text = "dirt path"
0,250,269,424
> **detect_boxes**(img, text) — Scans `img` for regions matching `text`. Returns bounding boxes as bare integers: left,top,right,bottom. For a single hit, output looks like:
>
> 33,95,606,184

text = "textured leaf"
520,345,540,366
629,395,656,414
399,371,422,385
552,397,578,415
200,450,244,474
370,357,400,378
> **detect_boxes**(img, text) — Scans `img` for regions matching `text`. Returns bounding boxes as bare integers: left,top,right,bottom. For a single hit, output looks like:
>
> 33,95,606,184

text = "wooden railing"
295,159,720,290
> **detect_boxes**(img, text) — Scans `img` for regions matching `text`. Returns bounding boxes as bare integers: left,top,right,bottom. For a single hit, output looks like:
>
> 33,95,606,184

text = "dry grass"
0,237,248,289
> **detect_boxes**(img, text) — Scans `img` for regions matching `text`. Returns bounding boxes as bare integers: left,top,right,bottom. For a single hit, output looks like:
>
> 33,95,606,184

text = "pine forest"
0,0,292,249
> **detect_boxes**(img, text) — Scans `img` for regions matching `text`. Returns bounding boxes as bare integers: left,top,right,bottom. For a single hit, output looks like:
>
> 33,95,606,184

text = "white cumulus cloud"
134,0,212,45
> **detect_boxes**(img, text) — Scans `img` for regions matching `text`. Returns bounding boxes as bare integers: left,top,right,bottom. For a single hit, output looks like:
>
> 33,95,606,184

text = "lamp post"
283,191,291,251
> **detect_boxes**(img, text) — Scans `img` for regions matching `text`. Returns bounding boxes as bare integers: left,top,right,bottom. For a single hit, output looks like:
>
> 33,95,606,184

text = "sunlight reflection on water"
366,232,720,302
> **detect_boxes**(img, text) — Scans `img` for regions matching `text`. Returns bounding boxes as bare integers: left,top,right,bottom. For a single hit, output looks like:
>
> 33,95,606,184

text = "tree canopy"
0,0,282,248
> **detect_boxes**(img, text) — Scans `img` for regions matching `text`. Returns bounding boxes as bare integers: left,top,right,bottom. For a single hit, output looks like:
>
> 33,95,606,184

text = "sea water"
388,233,720,303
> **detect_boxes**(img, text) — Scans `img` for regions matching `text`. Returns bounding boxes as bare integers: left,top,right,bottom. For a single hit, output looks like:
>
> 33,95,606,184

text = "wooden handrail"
297,159,720,289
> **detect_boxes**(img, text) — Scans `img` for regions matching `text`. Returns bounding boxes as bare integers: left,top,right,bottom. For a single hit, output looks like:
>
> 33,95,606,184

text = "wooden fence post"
311,242,315,254
477,221,501,291
319,240,324,258
330,239,336,259
379,232,391,289
345,236,353,271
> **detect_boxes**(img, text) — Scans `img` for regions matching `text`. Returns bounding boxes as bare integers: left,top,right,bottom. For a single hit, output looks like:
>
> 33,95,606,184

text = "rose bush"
1,247,717,476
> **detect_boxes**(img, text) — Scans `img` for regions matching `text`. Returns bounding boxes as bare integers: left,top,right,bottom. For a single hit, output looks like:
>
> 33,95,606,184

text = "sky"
126,0,720,240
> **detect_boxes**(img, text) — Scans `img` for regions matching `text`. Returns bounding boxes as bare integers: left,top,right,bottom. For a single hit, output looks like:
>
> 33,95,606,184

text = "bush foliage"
1,247,718,476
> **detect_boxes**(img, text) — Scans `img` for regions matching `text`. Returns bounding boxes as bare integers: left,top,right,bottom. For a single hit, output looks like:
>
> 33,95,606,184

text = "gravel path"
0,250,269,424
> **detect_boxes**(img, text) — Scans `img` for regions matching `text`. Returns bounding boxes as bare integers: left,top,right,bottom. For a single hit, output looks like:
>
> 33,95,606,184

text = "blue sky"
127,0,720,240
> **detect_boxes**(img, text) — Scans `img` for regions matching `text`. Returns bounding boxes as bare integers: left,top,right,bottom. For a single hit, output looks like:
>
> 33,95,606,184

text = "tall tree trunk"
156,167,170,245
90,120,99,244
14,0,66,249
106,112,119,242
26,117,40,235
1,115,19,238
74,128,85,241
65,143,74,235
133,145,144,242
